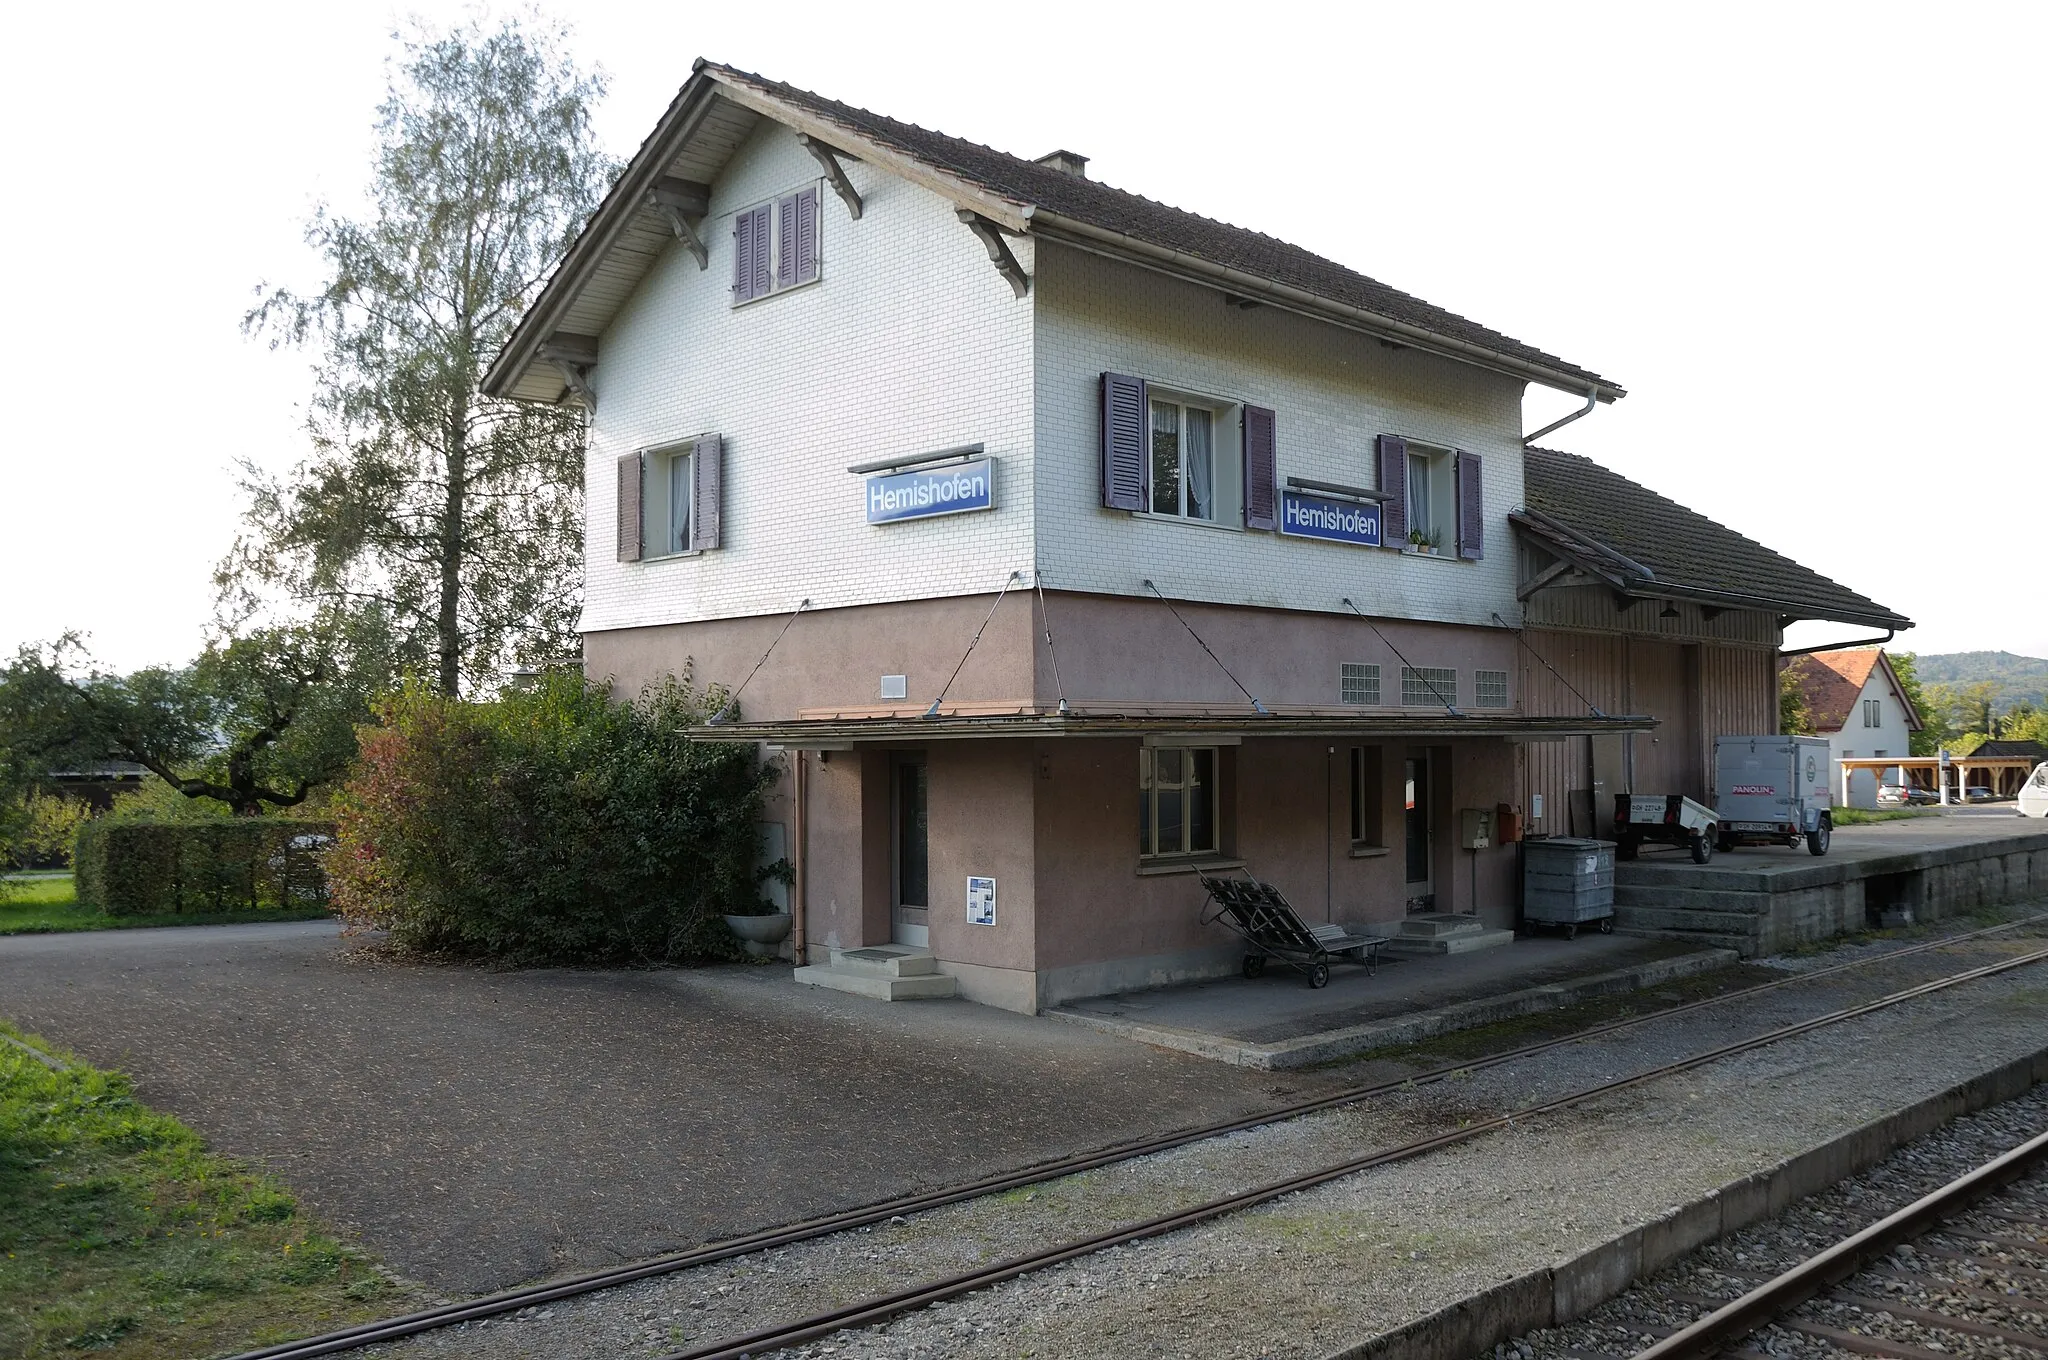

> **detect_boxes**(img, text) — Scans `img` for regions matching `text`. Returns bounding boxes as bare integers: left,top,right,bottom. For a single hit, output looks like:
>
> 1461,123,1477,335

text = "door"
891,755,930,946
1404,752,1434,912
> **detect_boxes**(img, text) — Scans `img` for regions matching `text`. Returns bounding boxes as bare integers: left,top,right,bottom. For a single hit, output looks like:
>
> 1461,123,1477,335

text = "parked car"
1908,787,1941,806
1963,786,2001,803
1876,784,1910,806
2020,763,2048,819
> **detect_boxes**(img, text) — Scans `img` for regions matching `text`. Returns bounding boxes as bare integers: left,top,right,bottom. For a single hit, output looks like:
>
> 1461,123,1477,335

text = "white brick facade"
582,121,1038,635
584,129,1527,651
1033,243,1525,628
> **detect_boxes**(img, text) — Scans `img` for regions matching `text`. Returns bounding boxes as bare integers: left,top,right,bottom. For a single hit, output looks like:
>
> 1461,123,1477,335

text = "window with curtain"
1150,399,1215,521
665,450,693,556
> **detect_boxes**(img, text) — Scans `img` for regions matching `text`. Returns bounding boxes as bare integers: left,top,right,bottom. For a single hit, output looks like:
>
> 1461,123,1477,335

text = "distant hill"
1914,651,2048,715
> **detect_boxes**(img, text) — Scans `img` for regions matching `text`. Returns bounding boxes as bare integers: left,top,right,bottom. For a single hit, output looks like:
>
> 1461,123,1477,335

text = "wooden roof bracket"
957,211,1029,298
648,177,712,269
539,333,600,410
1516,558,1575,601
797,135,863,219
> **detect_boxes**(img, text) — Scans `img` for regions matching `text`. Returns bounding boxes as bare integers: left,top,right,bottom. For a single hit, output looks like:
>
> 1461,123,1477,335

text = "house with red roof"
1781,648,1923,804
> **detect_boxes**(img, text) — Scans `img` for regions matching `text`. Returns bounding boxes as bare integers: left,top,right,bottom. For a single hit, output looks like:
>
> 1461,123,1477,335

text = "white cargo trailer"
1713,734,1834,855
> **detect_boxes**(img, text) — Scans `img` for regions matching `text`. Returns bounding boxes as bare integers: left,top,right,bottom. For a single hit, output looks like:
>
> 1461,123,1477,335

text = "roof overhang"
689,708,1656,748
485,63,1623,407
1027,213,1624,402
1511,509,1913,632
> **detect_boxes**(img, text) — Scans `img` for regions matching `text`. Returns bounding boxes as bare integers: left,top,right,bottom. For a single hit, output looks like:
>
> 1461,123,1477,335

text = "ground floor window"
1139,745,1218,858
1349,746,1385,845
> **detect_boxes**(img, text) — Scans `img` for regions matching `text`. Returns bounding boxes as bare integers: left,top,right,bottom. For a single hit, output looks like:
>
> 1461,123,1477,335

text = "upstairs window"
732,185,820,304
1376,435,1483,559
1150,398,1215,520
616,435,722,561
1863,698,1882,727
1474,670,1509,708
1099,374,1276,530
1341,662,1381,705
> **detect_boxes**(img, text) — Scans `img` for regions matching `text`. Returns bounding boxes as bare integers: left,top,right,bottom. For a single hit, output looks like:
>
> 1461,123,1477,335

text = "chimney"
1034,149,1089,179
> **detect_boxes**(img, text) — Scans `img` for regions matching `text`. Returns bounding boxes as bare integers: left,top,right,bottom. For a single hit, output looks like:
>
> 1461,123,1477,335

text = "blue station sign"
866,459,995,524
1279,490,1382,548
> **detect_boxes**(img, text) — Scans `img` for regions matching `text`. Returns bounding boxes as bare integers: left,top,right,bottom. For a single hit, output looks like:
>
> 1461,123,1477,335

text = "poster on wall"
966,876,996,926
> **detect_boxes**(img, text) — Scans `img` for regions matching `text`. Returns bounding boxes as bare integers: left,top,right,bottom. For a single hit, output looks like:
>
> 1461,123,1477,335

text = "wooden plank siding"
1522,582,1781,648
1517,626,1779,839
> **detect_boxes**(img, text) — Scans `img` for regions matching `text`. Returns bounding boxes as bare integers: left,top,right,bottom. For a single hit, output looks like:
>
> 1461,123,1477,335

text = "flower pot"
724,911,794,958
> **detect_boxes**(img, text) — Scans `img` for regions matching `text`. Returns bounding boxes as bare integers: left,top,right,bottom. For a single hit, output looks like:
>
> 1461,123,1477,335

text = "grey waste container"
1521,836,1615,938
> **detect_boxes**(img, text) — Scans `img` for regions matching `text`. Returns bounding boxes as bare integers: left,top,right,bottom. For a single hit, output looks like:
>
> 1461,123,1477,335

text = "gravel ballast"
356,924,2048,1359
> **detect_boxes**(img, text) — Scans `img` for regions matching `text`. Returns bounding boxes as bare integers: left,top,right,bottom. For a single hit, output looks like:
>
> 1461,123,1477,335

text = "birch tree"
226,15,612,695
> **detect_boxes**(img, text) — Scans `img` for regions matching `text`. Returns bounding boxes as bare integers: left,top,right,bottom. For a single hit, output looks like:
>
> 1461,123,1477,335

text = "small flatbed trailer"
1198,872,1387,988
1614,792,1722,864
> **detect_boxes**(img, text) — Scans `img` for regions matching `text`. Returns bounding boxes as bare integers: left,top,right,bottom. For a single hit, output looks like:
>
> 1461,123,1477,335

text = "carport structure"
1839,754,2040,802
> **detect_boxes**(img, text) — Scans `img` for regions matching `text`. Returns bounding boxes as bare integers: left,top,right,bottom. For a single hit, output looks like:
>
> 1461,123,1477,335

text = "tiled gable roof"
1783,649,1883,733
1520,447,1912,630
705,64,1618,395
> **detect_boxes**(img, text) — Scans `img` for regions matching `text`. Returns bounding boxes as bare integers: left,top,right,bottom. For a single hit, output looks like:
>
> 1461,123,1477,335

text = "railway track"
228,916,2048,1360
1617,1118,2047,1360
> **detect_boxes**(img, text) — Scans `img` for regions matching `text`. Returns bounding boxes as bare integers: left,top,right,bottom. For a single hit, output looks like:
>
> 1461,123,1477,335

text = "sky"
4,1,2043,671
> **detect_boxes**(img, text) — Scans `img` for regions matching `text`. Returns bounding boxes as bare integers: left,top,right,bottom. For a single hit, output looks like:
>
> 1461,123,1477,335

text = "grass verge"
1829,807,1943,826
0,1021,420,1358
0,875,331,935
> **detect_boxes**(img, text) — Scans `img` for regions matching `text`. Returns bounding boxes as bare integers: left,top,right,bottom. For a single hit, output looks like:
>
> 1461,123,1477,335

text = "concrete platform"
1048,934,1734,1069
1615,812,2048,955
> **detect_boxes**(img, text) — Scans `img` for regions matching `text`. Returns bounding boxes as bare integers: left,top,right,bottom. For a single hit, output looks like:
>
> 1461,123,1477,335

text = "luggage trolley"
1198,872,1388,989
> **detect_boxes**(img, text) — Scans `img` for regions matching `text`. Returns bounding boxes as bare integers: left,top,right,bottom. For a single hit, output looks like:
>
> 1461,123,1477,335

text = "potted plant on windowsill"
723,856,796,957
1406,527,1443,556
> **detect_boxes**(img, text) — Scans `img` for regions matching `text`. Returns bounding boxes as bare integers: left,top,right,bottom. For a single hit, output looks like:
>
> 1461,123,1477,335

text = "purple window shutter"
691,434,722,551
741,206,765,303
776,193,799,288
616,452,643,562
793,185,820,284
750,205,773,298
1455,450,1483,560
1377,434,1407,544
1242,404,1277,530
1100,372,1148,511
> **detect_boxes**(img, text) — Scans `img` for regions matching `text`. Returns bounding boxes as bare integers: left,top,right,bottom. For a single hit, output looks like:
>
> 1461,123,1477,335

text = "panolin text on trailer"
1279,490,1381,548
866,459,995,524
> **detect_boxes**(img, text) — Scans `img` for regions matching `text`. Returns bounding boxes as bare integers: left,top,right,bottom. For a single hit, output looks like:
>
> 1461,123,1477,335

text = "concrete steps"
1382,912,1517,957
792,946,958,1001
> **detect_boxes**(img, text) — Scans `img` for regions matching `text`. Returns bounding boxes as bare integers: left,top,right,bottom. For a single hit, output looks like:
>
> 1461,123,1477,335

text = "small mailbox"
1459,807,1494,850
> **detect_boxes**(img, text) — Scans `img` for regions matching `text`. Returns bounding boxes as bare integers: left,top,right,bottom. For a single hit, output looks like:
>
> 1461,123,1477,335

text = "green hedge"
327,672,775,965
74,819,336,916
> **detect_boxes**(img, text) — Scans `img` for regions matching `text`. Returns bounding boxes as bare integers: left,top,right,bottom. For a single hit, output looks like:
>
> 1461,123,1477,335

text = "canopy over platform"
692,705,1657,748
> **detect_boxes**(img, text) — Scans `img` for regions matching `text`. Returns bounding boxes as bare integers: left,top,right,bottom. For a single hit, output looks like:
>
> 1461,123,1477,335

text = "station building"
485,63,1911,1013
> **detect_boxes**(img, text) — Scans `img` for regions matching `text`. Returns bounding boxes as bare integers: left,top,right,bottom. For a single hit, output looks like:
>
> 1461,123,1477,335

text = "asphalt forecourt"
226,913,2048,1359
1512,1084,2048,1360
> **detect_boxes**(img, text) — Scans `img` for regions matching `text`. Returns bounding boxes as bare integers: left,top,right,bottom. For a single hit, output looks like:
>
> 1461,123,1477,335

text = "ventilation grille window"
1401,666,1458,708
1475,670,1509,709
1340,663,1380,706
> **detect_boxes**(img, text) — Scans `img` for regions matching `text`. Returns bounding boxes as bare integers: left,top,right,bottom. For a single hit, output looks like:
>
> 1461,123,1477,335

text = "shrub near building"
328,672,776,965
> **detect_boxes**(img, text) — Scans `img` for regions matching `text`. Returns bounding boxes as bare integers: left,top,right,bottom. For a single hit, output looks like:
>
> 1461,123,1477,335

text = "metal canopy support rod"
957,211,1030,298
707,598,812,724
1143,580,1270,716
797,135,863,219
648,176,712,270
1491,611,1606,718
1034,570,1070,715
1342,598,1460,717
926,573,1023,718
